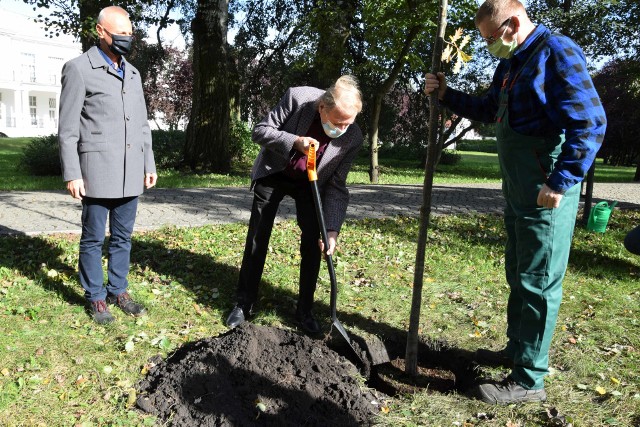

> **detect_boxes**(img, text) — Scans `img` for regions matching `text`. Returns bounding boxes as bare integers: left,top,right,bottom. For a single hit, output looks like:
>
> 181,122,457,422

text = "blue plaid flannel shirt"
442,24,607,193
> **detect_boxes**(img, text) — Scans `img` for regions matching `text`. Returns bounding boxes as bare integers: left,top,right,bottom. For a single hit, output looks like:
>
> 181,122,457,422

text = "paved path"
0,183,638,235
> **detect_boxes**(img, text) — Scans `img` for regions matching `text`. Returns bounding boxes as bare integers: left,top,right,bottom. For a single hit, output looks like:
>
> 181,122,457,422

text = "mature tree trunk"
405,0,447,376
184,0,232,173
311,0,357,88
368,25,421,183
78,0,112,51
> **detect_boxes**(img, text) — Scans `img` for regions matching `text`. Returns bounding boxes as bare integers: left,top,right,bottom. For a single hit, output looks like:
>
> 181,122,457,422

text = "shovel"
306,143,364,363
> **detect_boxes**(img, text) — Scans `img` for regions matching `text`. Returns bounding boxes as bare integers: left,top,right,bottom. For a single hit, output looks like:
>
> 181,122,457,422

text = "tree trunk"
311,0,356,88
78,0,112,51
369,93,383,183
368,25,421,183
184,0,232,173
405,0,447,376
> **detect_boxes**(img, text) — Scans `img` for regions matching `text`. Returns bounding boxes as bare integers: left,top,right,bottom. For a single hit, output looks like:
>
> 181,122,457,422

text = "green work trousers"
496,92,580,390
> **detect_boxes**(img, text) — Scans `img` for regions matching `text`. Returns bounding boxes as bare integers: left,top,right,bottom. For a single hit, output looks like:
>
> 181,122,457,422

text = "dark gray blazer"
58,46,156,198
252,86,363,232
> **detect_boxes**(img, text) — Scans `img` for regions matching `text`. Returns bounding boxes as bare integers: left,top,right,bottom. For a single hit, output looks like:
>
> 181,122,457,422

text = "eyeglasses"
483,17,512,45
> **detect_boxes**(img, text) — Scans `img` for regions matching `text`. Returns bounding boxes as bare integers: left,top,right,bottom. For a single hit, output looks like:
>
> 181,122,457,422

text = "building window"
48,57,63,84
49,98,56,125
29,96,37,126
21,53,36,83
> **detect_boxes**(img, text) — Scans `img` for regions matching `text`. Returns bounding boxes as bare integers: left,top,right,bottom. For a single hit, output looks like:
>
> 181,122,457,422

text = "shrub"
151,129,185,169
456,139,498,153
229,119,260,163
438,149,462,166
20,134,61,176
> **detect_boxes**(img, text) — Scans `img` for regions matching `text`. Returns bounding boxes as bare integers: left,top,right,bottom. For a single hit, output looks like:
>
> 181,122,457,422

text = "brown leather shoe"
91,300,115,324
107,292,146,316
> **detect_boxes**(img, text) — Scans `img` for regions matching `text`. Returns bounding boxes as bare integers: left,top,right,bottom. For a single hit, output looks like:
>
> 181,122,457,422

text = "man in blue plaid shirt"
425,0,606,405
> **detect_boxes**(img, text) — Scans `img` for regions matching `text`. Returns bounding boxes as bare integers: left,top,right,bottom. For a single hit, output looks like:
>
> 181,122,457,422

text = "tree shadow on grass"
0,230,85,307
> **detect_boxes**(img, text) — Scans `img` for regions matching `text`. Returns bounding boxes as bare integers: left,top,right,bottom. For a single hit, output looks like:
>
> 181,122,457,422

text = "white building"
0,8,81,137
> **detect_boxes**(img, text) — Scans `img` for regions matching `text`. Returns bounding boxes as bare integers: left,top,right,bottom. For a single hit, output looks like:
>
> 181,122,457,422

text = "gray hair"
475,0,525,26
319,75,363,113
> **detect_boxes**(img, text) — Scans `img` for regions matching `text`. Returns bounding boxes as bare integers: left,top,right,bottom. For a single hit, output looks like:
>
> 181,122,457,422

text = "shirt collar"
97,46,125,70
512,23,550,60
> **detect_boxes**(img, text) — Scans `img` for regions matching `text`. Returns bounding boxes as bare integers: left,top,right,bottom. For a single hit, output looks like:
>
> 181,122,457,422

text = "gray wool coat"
251,86,363,232
58,46,156,199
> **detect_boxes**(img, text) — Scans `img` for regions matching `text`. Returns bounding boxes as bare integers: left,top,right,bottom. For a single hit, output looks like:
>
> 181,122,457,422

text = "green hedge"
20,134,61,176
456,139,498,153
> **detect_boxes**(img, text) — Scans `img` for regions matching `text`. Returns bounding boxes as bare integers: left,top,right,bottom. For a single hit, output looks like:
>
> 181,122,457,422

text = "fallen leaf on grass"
1,368,9,376
126,388,137,407
380,406,390,414
595,386,607,395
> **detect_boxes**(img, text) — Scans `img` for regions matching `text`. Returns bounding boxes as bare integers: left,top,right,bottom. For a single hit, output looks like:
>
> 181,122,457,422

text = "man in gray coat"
226,75,363,334
58,6,157,324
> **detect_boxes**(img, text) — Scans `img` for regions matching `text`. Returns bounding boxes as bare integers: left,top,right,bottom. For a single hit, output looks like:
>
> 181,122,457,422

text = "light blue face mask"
322,120,348,138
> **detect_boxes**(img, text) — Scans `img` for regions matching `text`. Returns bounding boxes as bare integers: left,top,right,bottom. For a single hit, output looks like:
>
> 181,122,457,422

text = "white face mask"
322,120,348,138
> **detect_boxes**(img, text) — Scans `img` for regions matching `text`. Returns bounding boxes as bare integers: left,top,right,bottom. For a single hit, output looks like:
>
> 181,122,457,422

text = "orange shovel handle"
306,143,318,182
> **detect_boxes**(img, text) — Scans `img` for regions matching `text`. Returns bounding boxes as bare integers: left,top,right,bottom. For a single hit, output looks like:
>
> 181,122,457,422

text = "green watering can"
586,200,618,233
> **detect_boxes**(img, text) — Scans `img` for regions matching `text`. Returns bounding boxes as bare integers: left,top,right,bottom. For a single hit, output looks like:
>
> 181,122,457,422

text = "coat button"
126,116,130,121
127,144,131,149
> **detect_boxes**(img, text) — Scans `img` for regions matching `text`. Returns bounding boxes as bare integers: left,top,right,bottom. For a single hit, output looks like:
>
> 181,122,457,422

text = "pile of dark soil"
137,323,385,426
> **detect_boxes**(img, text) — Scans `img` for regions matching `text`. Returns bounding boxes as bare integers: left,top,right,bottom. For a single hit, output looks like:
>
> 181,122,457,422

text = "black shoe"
91,300,115,324
295,311,320,335
226,305,247,328
106,292,146,317
474,347,514,368
469,377,547,404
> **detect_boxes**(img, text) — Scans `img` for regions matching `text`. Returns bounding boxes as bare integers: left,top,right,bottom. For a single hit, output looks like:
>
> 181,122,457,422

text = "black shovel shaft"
309,181,338,320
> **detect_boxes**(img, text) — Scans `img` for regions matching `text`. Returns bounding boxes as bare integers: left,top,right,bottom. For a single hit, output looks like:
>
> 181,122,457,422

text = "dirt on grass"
136,323,386,426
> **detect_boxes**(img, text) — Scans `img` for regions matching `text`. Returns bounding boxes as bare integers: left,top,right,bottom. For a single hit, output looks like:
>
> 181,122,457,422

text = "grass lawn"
1,211,639,426
0,137,636,190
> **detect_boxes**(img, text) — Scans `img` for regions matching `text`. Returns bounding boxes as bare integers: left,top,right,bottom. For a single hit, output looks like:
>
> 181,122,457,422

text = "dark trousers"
79,196,138,302
236,173,321,314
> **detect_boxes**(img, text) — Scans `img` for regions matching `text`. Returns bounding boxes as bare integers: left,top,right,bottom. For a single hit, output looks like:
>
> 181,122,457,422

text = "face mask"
108,33,133,56
322,120,348,139
487,32,518,59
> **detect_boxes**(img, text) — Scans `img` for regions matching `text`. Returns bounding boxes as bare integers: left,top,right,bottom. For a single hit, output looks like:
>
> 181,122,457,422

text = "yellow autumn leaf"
595,386,607,395
453,57,463,74
126,388,137,407
459,34,471,50
47,269,58,278
611,377,621,385
1,368,9,376
380,406,390,414
450,27,463,44
459,50,473,63
442,45,453,63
